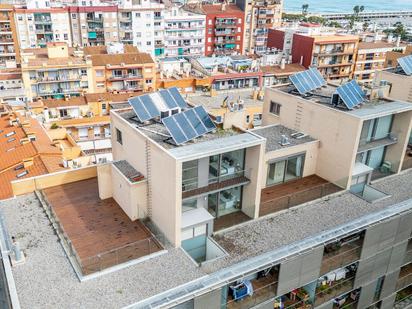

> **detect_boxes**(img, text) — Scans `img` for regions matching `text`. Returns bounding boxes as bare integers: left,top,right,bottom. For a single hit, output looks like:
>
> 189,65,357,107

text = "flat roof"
252,125,316,152
275,83,412,119
116,108,262,154
2,169,412,308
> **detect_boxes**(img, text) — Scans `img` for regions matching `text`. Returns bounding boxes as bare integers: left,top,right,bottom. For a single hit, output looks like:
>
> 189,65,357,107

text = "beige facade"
374,70,412,103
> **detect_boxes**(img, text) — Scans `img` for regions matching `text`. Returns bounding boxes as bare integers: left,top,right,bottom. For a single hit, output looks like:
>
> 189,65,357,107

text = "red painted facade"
267,29,285,51
202,5,244,56
291,34,314,68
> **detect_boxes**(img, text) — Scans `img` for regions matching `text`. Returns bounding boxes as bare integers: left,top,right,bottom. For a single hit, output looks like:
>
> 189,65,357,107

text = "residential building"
68,5,119,47
14,7,72,48
1,81,412,309
0,4,19,68
84,43,156,93
262,71,412,191
20,42,94,99
186,3,244,56
0,111,64,200
190,55,262,90
267,24,359,80
117,0,165,57
354,41,406,84
261,62,305,87
239,0,283,55
385,45,412,68
163,6,206,58
0,69,26,103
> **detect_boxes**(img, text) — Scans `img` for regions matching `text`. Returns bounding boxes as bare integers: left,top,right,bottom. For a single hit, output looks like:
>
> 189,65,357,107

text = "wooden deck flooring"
214,211,251,232
260,175,341,216
43,178,161,274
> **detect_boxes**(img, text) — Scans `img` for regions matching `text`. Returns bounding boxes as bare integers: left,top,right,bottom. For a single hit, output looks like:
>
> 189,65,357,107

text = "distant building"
0,4,20,68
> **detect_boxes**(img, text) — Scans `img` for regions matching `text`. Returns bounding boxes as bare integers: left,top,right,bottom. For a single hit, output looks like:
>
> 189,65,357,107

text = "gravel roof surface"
0,194,205,309
205,169,412,273
1,169,412,308
252,125,316,152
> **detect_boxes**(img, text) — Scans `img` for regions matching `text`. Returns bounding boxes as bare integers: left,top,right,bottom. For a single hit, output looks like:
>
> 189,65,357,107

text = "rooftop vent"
291,132,308,139
279,134,290,146
22,158,33,169
5,131,16,138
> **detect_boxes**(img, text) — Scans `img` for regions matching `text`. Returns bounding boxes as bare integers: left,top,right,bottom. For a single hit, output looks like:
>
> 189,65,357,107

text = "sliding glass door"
266,154,305,186
207,186,243,218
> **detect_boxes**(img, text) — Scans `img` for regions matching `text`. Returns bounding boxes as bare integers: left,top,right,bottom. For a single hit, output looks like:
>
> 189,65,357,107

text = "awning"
88,32,97,39
181,208,214,230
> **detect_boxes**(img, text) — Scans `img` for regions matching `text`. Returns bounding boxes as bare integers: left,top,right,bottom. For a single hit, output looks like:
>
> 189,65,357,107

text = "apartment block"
262,71,412,192
21,42,94,99
0,69,26,103
84,43,156,93
118,0,165,57
200,4,244,56
68,5,119,47
190,55,262,90
14,7,72,48
163,6,205,57
0,4,19,68
354,41,406,84
239,0,283,55
267,24,359,80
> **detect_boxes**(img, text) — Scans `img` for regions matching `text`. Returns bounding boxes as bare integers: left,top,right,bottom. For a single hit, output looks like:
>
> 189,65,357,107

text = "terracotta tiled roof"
84,91,142,103
199,4,243,14
358,41,406,50
42,96,87,108
89,53,154,66
54,115,110,127
83,44,139,55
0,114,64,200
261,63,306,76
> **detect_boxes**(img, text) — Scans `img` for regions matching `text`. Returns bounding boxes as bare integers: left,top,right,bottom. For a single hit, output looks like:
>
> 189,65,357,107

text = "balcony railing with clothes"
320,242,363,275
314,276,356,306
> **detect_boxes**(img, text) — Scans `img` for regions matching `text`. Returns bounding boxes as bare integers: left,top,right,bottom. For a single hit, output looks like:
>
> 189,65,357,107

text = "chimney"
23,157,34,168
396,36,401,47
280,58,286,70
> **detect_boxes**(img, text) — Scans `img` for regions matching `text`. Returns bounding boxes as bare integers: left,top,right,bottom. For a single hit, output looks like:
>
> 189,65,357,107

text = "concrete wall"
261,140,319,188
11,165,97,196
97,163,112,199
375,71,412,103
263,87,362,189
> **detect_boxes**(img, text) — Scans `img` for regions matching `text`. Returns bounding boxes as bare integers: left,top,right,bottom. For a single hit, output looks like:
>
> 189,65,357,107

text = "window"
135,13,141,17
267,154,305,186
116,128,123,145
269,101,281,115
80,69,87,76
246,115,250,123
96,70,104,77
146,41,151,46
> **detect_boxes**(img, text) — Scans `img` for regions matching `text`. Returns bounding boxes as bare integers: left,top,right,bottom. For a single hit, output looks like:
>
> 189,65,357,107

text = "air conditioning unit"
215,115,223,124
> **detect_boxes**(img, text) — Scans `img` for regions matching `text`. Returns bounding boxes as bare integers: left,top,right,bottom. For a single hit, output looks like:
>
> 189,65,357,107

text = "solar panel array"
162,106,216,145
129,87,187,122
289,67,326,95
398,55,412,76
336,80,365,110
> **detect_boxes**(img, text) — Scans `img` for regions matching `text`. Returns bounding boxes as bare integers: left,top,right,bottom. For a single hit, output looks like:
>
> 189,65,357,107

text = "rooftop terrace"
275,83,412,119
2,169,412,308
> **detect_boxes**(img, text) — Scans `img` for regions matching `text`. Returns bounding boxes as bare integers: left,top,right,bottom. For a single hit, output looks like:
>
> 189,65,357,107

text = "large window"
207,186,242,218
209,149,245,183
182,160,198,191
356,146,387,169
116,128,122,145
269,101,281,115
266,154,305,186
360,115,393,145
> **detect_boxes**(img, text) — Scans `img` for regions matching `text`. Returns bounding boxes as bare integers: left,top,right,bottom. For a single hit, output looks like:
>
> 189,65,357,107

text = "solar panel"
398,55,412,76
140,95,160,119
129,97,151,122
162,106,216,145
159,89,178,109
336,80,365,110
168,87,187,108
289,68,326,95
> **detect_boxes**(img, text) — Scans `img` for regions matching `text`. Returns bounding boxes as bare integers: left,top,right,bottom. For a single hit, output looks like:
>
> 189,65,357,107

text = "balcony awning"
88,32,97,39
181,208,214,230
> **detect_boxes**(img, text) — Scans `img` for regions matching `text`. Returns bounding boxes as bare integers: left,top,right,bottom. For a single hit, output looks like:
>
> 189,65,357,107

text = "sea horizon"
284,0,412,13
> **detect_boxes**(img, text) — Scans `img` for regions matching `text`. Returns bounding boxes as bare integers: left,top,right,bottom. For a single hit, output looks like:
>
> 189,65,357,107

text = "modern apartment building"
239,0,283,55
354,41,406,84
118,0,165,57
21,42,94,99
267,24,359,80
84,43,156,93
163,6,206,57
0,77,412,308
0,4,19,68
68,5,119,47
14,7,72,48
193,4,244,56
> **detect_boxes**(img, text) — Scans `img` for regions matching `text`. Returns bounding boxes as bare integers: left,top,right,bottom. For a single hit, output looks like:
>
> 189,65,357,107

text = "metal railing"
397,272,412,291
320,244,362,275
226,280,278,309
259,182,341,216
314,276,355,306
358,132,398,147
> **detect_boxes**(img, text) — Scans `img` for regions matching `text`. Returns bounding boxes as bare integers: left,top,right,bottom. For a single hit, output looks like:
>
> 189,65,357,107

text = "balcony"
358,133,398,153
315,266,357,306
41,178,163,275
320,235,363,275
259,175,341,216
395,285,412,308
404,239,412,264
397,264,412,291
36,75,81,83
34,18,52,24
182,169,250,199
226,269,279,309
